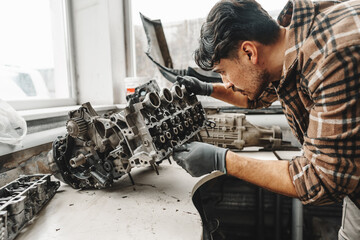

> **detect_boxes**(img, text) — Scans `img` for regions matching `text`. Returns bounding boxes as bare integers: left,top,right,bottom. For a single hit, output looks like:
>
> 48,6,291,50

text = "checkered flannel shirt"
248,0,360,207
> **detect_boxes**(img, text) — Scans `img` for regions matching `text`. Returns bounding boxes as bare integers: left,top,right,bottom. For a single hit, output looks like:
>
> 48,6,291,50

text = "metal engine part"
52,80,207,189
200,112,284,150
0,174,60,240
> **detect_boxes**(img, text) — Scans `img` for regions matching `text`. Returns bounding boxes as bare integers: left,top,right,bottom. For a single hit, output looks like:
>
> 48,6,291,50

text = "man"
172,0,360,239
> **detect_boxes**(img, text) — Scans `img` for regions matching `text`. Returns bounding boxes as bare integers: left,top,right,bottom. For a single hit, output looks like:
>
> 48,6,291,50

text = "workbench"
15,150,300,240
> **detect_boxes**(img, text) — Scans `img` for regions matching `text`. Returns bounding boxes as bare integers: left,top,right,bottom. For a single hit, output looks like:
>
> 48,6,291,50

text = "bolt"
162,122,169,130
156,126,162,133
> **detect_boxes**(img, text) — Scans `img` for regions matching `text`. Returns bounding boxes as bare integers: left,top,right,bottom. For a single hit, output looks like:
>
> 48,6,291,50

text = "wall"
71,0,128,105
0,147,53,186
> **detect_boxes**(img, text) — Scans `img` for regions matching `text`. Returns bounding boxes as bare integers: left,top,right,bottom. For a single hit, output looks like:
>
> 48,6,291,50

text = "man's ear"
239,41,258,64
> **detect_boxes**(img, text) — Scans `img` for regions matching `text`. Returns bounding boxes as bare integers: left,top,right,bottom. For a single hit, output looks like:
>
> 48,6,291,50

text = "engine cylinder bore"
69,153,87,168
142,92,161,109
184,121,189,128
171,85,184,100
158,135,166,143
160,88,173,105
165,131,172,139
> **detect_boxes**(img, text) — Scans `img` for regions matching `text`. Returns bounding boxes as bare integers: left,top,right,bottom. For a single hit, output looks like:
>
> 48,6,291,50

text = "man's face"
213,57,271,100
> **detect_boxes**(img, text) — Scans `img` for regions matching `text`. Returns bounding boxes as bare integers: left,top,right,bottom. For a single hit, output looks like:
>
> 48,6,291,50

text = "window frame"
5,0,77,111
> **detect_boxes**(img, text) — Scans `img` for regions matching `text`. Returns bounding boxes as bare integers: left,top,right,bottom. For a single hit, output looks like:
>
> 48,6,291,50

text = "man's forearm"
226,151,298,198
211,83,249,108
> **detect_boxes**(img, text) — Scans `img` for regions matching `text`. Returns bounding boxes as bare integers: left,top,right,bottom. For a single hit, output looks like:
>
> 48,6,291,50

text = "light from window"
0,0,73,105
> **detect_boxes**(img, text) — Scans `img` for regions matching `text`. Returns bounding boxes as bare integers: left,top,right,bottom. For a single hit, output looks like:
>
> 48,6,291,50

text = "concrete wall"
71,0,127,105
0,145,53,186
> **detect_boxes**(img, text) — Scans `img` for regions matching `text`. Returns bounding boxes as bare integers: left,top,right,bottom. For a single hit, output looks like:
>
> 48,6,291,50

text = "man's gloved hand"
172,142,228,177
176,76,213,96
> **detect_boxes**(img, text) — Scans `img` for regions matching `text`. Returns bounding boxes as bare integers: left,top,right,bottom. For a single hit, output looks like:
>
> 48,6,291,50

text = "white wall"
71,0,127,105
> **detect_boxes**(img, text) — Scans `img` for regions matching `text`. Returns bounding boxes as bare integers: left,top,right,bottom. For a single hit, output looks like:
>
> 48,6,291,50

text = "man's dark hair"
194,0,281,70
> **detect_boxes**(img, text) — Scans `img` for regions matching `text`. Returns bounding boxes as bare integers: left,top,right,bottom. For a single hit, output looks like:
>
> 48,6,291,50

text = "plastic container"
124,77,151,95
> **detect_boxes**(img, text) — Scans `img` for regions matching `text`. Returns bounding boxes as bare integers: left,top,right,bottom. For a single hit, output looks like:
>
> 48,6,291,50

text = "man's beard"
230,68,272,100
252,69,272,100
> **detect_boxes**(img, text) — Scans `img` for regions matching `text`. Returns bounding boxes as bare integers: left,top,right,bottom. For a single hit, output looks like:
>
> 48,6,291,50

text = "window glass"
0,0,73,105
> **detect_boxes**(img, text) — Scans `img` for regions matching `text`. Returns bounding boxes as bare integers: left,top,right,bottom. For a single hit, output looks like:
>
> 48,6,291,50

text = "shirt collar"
276,0,317,89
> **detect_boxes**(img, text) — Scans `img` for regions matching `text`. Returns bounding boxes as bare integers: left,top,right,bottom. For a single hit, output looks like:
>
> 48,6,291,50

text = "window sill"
19,104,122,121
0,127,66,156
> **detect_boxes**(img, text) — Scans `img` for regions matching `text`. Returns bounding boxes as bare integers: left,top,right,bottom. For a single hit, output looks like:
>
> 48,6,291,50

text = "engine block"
0,175,59,240
52,80,207,189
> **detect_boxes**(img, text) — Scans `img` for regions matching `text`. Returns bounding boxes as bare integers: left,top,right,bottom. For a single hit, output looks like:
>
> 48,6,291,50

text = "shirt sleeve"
247,82,279,109
289,46,360,205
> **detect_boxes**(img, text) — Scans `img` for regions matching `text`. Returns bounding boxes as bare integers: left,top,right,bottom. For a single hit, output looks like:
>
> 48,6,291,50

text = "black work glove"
173,142,228,177
176,76,213,96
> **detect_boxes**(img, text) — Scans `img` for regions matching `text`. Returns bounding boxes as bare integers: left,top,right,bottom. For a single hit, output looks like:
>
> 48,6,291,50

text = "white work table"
16,150,300,240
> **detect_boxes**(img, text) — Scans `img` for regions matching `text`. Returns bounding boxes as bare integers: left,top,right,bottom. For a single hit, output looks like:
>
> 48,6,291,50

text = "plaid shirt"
248,0,360,207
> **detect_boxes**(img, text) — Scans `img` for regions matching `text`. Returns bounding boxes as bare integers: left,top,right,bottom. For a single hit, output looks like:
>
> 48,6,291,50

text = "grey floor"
16,150,300,240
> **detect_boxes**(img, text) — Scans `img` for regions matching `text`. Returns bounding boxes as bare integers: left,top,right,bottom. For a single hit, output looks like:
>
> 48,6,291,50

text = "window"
130,0,288,89
0,0,75,110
